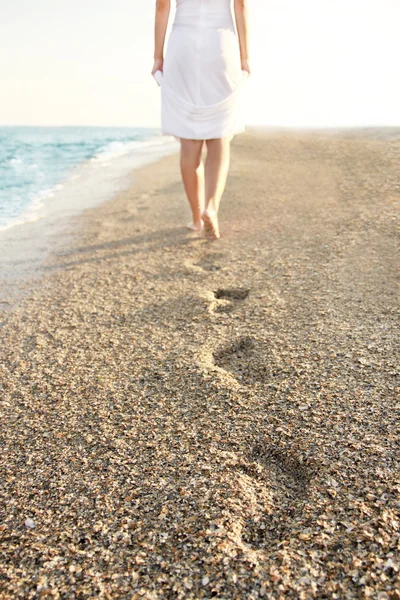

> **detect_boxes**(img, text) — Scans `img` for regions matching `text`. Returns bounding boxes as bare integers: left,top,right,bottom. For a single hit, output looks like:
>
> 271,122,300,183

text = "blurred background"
2,0,400,128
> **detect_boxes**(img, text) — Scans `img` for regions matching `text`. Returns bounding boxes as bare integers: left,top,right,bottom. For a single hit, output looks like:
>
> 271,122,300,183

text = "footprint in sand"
212,335,286,385
184,251,226,274
210,442,319,559
237,442,318,549
194,255,224,272
211,287,250,313
119,207,138,221
135,192,152,211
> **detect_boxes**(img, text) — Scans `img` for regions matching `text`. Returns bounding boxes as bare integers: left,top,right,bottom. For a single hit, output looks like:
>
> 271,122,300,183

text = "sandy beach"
0,128,399,599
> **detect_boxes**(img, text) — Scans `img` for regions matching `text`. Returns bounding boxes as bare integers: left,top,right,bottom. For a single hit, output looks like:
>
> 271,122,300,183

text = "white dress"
160,0,247,141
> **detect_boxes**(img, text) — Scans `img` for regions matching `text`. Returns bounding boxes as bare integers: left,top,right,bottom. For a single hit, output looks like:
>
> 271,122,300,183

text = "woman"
152,0,250,240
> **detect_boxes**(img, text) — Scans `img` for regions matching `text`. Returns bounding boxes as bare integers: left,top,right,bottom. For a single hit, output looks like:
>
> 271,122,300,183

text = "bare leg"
201,137,231,239
180,139,205,232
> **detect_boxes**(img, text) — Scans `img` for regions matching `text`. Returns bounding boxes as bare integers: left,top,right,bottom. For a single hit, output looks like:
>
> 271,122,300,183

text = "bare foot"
187,220,203,232
201,208,220,240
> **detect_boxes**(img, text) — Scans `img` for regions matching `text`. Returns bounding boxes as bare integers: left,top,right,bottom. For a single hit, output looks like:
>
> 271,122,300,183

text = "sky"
1,0,400,128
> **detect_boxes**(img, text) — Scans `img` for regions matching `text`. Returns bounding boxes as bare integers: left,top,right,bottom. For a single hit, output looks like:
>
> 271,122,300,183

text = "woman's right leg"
202,137,231,239
180,138,205,231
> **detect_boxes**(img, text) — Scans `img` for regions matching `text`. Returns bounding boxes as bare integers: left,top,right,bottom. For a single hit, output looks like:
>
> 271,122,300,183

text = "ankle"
203,203,216,215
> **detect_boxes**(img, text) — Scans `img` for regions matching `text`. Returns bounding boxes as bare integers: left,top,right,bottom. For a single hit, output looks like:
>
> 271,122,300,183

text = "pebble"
24,518,35,529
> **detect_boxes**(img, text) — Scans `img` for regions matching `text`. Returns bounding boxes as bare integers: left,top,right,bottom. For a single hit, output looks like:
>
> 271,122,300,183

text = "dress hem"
161,125,246,142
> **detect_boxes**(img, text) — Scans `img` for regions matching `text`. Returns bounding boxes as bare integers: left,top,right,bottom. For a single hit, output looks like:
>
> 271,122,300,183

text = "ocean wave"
0,128,178,233
90,135,177,164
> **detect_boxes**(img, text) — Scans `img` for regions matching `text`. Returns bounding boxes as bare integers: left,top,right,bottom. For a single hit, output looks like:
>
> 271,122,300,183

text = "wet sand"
0,128,399,599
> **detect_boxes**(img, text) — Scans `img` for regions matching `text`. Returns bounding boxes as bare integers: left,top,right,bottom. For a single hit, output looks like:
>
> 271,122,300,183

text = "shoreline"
0,127,399,598
0,134,179,311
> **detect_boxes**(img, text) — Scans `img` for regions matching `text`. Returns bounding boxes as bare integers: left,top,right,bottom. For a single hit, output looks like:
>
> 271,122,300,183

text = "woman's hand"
241,58,251,75
152,58,164,76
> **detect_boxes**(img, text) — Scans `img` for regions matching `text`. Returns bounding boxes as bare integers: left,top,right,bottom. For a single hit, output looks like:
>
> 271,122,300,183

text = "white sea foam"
90,135,177,164
0,187,51,232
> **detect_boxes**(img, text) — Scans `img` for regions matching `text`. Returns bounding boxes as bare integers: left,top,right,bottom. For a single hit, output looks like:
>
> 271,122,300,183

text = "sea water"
0,126,179,300
0,126,179,231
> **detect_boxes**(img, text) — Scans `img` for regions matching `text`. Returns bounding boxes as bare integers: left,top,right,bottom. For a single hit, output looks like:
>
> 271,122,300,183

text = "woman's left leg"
180,138,205,231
